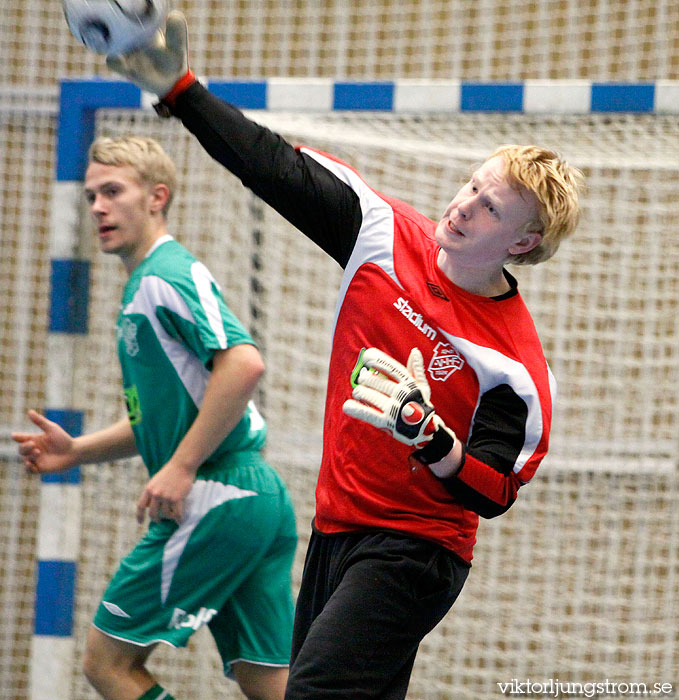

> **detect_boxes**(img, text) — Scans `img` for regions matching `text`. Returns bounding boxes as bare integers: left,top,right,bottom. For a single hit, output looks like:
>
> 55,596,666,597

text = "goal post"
17,77,679,698
31,79,143,700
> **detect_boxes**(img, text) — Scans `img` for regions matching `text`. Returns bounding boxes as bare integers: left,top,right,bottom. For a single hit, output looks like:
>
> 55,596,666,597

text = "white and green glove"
343,347,456,466
106,10,190,99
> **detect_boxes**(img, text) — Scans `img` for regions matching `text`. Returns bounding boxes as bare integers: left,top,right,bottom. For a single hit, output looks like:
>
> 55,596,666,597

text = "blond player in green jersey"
13,136,297,700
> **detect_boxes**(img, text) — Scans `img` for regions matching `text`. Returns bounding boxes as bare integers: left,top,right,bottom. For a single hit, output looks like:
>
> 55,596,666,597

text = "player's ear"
149,183,170,214
508,231,542,255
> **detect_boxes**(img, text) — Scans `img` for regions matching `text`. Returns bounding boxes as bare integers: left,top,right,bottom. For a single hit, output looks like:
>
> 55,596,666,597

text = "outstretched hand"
106,10,190,98
11,410,77,475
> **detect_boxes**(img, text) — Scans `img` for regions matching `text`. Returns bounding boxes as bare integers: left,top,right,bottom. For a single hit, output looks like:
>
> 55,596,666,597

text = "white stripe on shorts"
161,480,257,603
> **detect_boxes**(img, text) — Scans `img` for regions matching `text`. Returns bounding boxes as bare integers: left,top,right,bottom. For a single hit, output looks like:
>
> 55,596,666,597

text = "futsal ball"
63,0,169,55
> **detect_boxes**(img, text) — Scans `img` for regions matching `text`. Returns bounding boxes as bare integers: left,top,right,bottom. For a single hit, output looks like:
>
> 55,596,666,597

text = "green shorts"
93,453,297,675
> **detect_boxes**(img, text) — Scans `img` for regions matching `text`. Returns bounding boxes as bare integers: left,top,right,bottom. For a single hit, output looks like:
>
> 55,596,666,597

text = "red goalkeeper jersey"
304,150,554,562
174,84,555,563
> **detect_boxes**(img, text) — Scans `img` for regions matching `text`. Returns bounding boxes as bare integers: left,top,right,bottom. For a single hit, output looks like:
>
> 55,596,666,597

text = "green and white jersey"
116,235,266,476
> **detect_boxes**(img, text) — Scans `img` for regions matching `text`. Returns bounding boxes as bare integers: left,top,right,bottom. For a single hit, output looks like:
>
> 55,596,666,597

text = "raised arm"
172,84,362,266
108,10,362,267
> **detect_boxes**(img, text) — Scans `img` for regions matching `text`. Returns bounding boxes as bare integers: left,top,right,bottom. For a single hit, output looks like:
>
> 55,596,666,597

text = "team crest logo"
428,341,465,381
117,317,139,357
124,385,142,426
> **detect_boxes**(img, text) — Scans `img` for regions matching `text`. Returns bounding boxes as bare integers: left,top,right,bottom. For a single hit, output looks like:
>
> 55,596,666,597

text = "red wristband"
162,69,196,108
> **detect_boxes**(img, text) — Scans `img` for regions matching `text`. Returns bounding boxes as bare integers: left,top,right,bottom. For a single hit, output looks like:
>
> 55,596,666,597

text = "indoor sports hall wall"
1,2,678,699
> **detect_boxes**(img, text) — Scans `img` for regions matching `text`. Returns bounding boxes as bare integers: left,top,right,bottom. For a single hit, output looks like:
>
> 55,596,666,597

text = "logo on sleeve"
428,341,465,381
117,317,139,357
124,385,142,425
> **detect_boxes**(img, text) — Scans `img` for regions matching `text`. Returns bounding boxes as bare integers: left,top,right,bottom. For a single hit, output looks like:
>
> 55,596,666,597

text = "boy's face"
435,156,540,267
84,161,158,261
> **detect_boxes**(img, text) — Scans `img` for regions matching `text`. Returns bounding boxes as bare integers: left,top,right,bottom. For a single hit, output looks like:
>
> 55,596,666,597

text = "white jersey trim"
145,233,174,258
191,260,228,349
440,330,548,475
299,147,400,337
161,480,257,604
90,623,179,649
123,275,210,407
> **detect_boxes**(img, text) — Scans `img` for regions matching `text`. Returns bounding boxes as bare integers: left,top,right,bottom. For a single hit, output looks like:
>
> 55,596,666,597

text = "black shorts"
286,527,470,700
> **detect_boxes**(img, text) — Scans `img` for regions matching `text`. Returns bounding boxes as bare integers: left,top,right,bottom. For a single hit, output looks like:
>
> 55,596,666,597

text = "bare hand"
11,410,76,474
136,460,195,525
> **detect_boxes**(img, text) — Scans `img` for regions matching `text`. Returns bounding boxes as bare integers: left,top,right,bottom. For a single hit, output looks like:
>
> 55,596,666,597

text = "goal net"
7,1,679,88
1,0,678,695
4,103,677,699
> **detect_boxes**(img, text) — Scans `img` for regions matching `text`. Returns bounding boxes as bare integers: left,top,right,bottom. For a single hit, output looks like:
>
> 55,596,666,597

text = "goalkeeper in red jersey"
107,12,584,699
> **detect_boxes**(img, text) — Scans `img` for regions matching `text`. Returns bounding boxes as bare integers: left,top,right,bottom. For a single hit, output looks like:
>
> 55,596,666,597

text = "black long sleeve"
173,82,362,268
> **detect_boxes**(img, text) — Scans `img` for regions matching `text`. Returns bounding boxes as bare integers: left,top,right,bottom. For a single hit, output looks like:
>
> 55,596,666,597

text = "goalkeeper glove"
106,10,193,103
343,347,457,467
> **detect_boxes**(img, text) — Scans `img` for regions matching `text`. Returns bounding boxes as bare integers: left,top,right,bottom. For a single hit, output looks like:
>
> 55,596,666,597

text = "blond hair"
490,145,584,265
88,135,177,216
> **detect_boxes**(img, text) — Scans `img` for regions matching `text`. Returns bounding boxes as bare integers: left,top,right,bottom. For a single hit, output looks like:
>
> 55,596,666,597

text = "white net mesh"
0,107,55,700
2,106,679,700
32,108,679,698
2,0,679,90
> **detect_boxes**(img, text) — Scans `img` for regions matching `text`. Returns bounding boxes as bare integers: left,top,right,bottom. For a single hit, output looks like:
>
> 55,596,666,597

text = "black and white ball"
63,0,169,55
